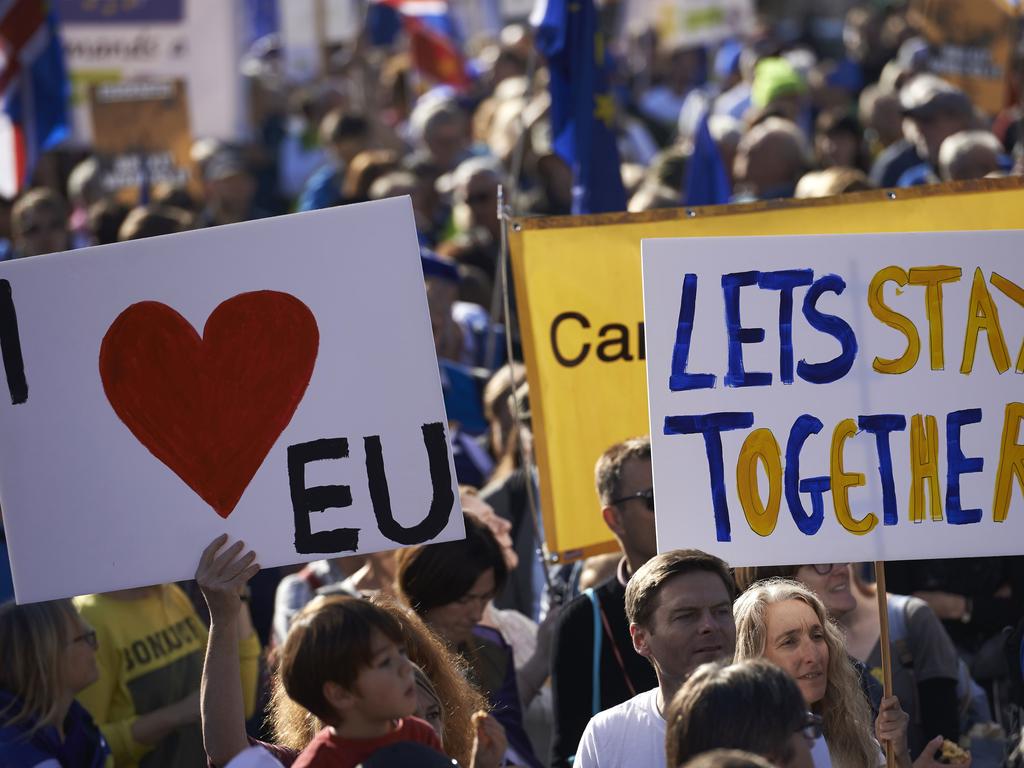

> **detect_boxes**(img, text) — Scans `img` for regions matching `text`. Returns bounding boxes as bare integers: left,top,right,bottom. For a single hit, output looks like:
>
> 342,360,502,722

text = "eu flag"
533,0,626,215
683,111,731,207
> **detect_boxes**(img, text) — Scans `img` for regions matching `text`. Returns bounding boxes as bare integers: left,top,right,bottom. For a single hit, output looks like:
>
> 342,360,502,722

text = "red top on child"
291,717,443,768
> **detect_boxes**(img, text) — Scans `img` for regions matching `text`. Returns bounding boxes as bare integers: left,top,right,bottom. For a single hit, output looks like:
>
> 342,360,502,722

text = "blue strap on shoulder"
584,587,602,716
568,589,604,765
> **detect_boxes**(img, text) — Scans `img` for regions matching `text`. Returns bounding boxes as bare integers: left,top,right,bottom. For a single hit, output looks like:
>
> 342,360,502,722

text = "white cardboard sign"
0,197,464,602
643,231,1024,567
622,0,755,47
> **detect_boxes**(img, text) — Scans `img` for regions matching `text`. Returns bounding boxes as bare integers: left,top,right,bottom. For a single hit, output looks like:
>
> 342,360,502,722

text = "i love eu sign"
0,197,463,603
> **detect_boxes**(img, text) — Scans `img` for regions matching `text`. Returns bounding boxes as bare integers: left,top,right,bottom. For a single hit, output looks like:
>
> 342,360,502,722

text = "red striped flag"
0,0,69,197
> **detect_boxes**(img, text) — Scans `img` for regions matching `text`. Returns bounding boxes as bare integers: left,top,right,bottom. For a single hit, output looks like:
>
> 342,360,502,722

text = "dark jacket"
549,568,658,768
0,692,109,768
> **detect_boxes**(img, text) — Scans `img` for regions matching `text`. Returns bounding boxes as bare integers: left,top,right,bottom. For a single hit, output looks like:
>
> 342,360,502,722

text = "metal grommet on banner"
887,191,897,200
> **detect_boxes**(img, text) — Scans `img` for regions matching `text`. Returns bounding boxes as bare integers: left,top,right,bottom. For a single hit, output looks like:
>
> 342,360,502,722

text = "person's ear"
630,622,651,658
602,505,625,538
323,680,355,715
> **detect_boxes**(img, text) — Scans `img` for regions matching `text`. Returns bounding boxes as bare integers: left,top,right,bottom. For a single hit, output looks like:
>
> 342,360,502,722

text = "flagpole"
495,183,556,601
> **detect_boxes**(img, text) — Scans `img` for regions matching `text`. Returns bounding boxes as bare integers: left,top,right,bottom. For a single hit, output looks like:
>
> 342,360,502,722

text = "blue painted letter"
797,273,858,384
858,414,907,526
723,271,771,388
669,273,716,391
946,408,984,525
665,412,755,542
759,269,814,385
785,414,829,535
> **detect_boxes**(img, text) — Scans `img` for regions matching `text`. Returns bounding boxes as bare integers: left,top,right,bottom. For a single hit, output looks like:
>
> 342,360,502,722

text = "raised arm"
196,534,261,768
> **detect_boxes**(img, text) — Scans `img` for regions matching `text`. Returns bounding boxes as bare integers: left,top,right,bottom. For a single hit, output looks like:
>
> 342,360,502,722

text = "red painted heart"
99,290,319,518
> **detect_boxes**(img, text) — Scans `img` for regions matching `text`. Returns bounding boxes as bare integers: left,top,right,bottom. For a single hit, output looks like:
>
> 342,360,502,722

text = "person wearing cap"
749,58,809,129
422,249,502,486
895,74,976,188
195,146,268,228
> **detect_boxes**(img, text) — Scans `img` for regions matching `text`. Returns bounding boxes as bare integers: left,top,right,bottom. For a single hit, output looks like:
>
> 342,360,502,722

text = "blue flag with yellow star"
533,0,626,215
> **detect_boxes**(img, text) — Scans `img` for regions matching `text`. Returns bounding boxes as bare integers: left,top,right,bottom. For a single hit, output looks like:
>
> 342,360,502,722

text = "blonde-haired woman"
0,599,110,767
734,579,931,768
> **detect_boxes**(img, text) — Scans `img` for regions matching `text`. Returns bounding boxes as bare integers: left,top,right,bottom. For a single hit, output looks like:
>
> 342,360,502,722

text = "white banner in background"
59,0,247,143
623,0,755,46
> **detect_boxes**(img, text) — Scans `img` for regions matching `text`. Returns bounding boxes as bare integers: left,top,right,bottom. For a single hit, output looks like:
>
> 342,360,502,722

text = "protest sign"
643,229,1024,566
907,0,1017,115
509,178,1024,562
0,197,464,603
280,0,362,82
59,0,247,143
621,0,756,47
89,79,194,202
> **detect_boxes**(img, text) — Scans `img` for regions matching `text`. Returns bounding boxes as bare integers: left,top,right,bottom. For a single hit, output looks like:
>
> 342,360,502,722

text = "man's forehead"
654,570,731,611
619,455,652,488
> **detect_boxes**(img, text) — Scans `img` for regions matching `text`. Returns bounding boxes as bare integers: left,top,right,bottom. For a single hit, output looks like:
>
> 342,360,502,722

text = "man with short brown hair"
573,550,738,768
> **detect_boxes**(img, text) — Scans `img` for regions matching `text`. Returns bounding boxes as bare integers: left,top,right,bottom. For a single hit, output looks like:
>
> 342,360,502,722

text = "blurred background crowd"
2,0,1024,766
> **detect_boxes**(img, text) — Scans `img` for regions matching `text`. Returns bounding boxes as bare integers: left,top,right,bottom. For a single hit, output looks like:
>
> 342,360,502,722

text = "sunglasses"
71,629,98,650
798,712,824,741
611,488,654,512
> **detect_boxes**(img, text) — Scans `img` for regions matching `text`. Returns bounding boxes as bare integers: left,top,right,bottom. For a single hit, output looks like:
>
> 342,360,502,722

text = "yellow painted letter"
869,266,920,374
737,428,782,537
908,266,961,370
830,419,876,534
990,272,1024,373
909,413,942,523
961,267,1010,375
993,402,1024,522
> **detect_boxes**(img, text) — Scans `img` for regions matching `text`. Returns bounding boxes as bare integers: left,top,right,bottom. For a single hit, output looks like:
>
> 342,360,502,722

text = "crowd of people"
2,0,1024,766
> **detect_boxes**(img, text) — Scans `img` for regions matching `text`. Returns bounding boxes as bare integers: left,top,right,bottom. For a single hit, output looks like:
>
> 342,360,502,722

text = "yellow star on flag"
594,93,616,128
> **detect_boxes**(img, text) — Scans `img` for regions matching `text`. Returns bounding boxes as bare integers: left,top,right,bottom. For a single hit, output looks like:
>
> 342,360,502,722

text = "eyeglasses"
798,712,824,741
809,563,846,575
71,630,98,650
611,488,654,512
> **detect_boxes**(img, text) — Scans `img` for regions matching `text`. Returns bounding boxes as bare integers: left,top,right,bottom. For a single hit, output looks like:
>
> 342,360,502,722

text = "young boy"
279,597,444,768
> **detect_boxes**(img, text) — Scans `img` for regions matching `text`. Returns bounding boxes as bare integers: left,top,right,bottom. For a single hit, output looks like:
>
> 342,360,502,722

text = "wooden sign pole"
874,560,897,768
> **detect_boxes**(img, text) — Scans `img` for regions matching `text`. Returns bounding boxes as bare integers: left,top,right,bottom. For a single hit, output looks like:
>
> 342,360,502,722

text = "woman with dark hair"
665,659,815,768
0,599,110,766
397,513,543,768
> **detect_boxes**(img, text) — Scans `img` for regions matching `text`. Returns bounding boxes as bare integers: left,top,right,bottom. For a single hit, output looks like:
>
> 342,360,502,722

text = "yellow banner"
509,178,1024,562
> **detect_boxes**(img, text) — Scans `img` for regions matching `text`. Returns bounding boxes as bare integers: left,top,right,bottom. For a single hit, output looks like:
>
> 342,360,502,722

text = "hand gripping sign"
643,230,1024,566
0,197,463,602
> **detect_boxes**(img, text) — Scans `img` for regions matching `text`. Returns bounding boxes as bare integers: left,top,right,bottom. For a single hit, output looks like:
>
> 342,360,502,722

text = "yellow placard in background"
89,79,195,204
907,0,1017,115
509,178,1024,562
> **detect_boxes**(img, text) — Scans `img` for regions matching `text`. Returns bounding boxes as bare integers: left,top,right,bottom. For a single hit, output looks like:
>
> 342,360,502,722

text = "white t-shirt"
574,687,665,768
811,736,833,767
